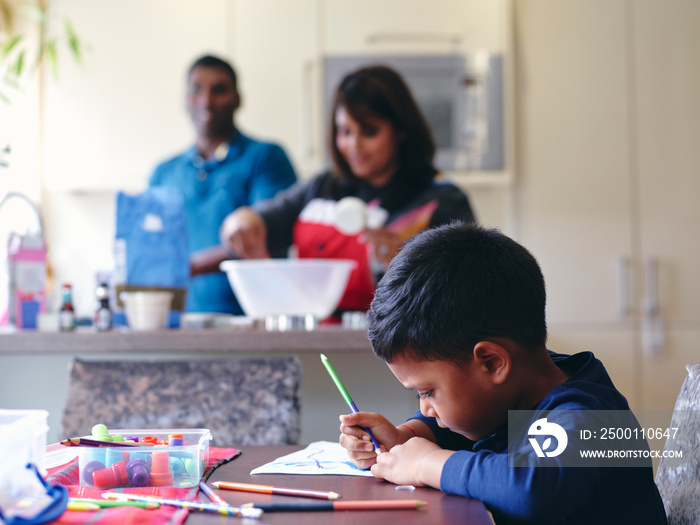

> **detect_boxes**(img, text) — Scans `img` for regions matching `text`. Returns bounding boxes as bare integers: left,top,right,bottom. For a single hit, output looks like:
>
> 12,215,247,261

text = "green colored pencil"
69,497,160,509
321,353,382,454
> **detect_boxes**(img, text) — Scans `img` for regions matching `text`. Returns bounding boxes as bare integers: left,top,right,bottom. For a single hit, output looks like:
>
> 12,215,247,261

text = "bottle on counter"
94,281,113,331
59,283,76,331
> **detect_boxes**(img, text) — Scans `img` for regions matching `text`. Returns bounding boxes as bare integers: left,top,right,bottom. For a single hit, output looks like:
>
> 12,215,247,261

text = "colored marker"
101,492,262,519
199,482,228,505
321,353,381,455
242,499,428,512
211,481,339,500
69,498,160,509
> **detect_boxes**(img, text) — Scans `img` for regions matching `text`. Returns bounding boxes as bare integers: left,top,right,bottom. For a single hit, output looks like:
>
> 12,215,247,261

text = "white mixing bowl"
220,259,356,319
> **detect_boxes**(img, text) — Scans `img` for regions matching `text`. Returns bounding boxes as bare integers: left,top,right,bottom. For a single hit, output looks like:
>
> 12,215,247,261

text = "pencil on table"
69,498,160,509
199,482,228,505
101,492,262,519
211,481,340,500
242,500,428,512
60,437,154,447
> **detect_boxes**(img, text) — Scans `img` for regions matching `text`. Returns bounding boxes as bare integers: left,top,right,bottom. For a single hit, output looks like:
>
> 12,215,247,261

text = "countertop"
0,326,372,355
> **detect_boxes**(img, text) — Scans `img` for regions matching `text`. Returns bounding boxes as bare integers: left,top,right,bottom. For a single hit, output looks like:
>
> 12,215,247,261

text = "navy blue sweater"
411,351,668,525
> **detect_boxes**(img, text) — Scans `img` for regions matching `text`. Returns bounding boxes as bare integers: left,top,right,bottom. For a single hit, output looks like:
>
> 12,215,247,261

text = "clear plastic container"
0,409,50,515
76,428,212,489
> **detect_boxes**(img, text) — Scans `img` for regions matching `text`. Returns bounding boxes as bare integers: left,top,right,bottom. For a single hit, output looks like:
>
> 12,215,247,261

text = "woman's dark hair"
329,65,437,186
368,221,548,364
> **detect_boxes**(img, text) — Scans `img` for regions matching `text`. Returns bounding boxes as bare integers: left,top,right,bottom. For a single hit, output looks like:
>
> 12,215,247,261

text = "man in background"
149,55,297,314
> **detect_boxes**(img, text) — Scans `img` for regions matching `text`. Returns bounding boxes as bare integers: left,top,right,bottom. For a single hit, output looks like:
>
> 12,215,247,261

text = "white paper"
250,440,374,477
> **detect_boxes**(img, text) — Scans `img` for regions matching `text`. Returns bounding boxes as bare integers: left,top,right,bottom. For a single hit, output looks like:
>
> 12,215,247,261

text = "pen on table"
101,492,262,519
199,481,228,505
211,481,340,500
320,352,382,455
242,500,428,512
69,497,160,509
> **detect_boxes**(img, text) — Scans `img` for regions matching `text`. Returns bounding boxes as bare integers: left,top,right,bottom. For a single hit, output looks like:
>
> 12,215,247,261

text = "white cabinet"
232,0,514,183
633,0,700,409
231,0,320,179
41,0,232,192
515,0,700,410
324,0,508,55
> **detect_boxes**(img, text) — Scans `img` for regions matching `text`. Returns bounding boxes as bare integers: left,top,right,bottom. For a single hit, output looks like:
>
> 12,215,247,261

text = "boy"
339,222,667,524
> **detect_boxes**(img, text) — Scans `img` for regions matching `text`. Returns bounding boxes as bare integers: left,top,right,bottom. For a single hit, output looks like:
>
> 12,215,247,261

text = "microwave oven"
323,54,504,173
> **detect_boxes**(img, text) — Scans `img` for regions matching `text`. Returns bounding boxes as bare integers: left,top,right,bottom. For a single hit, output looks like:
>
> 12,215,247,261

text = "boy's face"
388,354,506,441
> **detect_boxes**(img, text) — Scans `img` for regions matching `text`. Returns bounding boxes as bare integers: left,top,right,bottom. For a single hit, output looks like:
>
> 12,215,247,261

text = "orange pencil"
211,481,340,500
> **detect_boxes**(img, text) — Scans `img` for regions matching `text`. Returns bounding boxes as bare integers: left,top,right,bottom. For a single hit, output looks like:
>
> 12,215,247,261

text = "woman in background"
220,65,475,316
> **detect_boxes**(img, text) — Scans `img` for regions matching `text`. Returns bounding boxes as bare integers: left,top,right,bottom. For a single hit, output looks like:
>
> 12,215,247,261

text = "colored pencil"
69,498,160,509
199,482,228,505
101,492,262,519
66,502,101,511
60,437,154,448
211,481,340,500
320,353,382,454
242,500,428,512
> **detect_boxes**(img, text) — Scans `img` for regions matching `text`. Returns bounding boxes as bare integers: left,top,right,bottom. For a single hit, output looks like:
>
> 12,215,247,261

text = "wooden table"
189,445,495,525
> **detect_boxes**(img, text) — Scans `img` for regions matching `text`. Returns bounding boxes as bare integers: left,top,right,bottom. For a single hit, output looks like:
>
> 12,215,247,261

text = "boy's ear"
472,341,511,385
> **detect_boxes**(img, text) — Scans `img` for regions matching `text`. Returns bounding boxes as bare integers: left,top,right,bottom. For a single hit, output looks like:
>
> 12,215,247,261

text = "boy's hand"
371,437,454,489
339,412,400,469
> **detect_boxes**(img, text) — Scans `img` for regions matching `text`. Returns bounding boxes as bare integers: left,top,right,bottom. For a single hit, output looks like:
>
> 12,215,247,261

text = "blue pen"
321,353,381,455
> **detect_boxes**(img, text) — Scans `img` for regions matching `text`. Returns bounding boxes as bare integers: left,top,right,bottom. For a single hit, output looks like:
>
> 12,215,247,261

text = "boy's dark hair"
188,55,237,88
368,221,548,363
329,65,437,185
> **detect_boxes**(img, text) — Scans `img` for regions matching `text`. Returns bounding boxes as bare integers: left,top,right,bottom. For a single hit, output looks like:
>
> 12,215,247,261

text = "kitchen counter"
0,326,416,445
0,326,372,355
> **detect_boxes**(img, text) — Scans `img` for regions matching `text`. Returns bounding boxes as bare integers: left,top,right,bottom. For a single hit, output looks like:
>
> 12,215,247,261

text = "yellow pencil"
66,501,101,511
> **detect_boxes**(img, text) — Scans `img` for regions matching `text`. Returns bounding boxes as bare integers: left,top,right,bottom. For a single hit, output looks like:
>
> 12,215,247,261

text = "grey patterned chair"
60,356,302,446
655,363,700,525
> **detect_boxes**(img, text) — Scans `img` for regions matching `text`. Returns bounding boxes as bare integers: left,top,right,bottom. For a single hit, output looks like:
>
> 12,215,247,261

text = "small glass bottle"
59,283,75,332
94,282,113,331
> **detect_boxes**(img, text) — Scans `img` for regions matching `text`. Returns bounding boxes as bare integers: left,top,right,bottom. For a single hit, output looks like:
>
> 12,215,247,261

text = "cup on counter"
120,291,173,331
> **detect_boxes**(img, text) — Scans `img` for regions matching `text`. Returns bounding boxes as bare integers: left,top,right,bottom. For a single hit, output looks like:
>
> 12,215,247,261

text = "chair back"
61,356,301,446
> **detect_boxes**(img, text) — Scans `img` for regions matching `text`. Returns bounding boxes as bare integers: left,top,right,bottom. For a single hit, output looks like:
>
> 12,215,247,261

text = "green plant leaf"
9,50,25,77
44,39,58,77
64,19,82,62
1,35,24,58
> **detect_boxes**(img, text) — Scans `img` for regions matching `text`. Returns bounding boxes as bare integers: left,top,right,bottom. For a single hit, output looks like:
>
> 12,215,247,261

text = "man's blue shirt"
149,131,296,313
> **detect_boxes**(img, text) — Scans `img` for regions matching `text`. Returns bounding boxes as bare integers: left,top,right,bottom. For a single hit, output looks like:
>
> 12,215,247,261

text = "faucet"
0,191,45,235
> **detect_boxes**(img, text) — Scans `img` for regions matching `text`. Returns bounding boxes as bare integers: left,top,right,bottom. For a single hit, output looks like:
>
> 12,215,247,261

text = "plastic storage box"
77,428,212,489
0,409,50,515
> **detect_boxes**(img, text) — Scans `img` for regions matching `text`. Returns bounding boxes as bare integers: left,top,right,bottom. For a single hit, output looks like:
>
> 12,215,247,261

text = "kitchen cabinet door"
324,0,510,55
633,0,700,409
231,0,321,180
41,0,231,192
515,0,633,327
515,0,700,411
